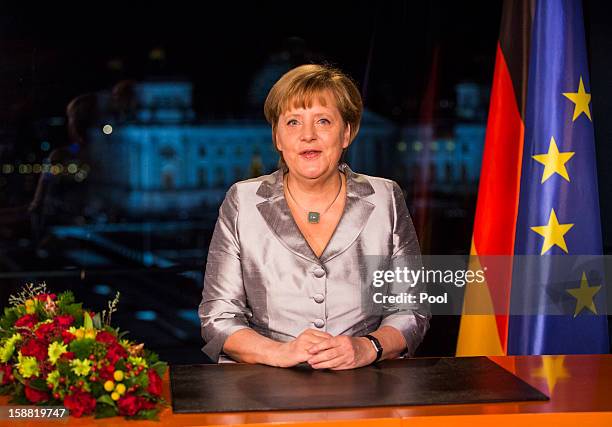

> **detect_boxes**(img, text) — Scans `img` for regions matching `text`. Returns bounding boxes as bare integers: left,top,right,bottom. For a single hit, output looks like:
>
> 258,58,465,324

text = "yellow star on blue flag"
562,76,592,121
532,136,575,183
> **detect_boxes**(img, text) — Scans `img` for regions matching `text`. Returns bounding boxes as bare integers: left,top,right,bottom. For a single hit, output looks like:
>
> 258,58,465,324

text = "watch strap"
363,334,383,362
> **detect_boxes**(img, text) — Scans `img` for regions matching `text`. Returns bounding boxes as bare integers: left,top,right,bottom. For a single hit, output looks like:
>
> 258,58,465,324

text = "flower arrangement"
0,283,167,420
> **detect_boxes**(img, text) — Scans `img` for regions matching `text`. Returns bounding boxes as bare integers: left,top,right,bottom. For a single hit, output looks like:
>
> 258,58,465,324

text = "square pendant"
308,212,320,224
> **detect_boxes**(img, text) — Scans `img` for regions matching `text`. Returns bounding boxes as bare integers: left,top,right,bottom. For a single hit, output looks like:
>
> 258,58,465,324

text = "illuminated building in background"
395,83,488,191
89,80,393,215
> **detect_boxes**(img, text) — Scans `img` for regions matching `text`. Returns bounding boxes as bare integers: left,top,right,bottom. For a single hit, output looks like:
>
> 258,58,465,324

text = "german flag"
456,0,532,356
458,0,609,355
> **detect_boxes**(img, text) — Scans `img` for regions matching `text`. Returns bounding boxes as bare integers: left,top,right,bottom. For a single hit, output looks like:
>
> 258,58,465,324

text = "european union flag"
509,0,609,354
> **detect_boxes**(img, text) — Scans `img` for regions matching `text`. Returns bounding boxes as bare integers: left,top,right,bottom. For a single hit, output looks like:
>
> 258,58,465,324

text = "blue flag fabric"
508,0,609,354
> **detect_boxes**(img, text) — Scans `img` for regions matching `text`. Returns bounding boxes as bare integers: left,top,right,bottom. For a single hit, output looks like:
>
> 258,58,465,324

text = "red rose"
25,385,49,403
35,322,56,340
99,364,116,381
118,395,156,417
35,293,56,301
15,313,38,329
95,331,118,345
54,315,74,329
63,390,96,418
117,395,139,416
140,398,156,411
60,351,75,361
0,364,12,385
20,338,48,361
106,343,127,364
61,330,76,344
147,370,162,397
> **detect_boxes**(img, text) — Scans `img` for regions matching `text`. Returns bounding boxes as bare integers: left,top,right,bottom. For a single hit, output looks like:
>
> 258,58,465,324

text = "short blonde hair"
264,64,363,168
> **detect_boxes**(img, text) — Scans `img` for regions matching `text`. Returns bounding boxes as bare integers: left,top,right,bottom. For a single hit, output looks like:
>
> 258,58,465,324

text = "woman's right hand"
273,329,333,367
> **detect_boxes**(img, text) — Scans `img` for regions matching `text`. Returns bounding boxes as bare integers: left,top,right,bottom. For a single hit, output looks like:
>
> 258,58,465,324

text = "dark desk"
3,355,612,426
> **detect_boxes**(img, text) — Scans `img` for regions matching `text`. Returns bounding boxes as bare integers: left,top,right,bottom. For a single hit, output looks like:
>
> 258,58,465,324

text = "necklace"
285,173,343,224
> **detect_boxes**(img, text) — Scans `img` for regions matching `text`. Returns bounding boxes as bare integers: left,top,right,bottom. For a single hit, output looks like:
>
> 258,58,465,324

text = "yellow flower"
115,383,126,395
127,356,148,369
113,370,124,381
0,333,22,363
16,353,39,378
111,392,120,401
104,380,115,392
70,359,92,377
25,299,36,314
84,329,97,340
68,326,88,340
46,370,60,389
47,342,67,365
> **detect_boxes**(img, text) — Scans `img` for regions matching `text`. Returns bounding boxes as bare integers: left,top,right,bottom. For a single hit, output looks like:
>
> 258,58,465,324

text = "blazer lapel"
256,169,319,263
255,163,376,264
319,163,375,263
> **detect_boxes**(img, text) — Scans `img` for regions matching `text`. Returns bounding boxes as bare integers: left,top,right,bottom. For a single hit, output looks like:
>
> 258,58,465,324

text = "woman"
199,64,429,370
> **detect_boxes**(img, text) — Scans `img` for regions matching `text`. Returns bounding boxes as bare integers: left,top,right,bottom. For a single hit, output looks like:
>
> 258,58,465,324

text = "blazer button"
313,267,326,278
313,293,325,303
314,318,325,328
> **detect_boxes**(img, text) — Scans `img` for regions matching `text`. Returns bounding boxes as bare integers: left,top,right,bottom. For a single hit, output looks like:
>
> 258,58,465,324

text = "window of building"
233,166,242,182
214,166,225,187
197,168,208,188
160,146,176,159
162,171,175,190
199,145,206,157
429,163,437,182
445,162,453,182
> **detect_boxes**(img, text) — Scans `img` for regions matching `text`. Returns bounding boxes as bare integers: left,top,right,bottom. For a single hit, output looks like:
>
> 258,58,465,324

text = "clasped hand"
276,329,376,370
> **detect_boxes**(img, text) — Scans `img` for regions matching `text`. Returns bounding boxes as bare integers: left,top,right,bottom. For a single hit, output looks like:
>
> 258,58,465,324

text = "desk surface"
2,354,612,426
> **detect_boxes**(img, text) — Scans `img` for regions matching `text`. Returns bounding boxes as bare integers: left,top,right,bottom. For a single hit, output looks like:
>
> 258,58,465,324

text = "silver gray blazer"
199,163,430,362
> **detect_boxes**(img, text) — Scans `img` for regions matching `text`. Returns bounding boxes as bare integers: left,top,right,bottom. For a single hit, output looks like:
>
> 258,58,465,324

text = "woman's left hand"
306,336,377,370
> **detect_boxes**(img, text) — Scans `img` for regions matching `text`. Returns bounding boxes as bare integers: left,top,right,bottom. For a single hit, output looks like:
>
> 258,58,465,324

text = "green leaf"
28,378,47,391
8,383,27,404
123,375,137,389
151,361,168,377
0,383,14,395
9,393,29,405
61,303,84,324
129,408,159,421
97,394,118,409
0,307,19,331
69,338,95,359
90,382,104,396
56,360,71,376
83,312,93,330
13,370,25,385
57,291,75,306
138,391,157,400
92,313,102,329
133,371,149,388
94,403,118,419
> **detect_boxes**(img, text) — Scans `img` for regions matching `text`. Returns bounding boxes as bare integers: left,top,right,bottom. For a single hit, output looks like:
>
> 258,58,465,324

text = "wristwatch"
363,334,383,362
